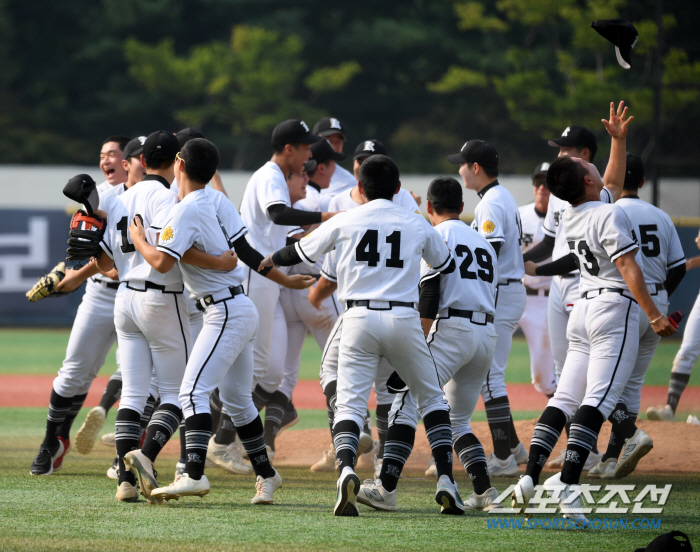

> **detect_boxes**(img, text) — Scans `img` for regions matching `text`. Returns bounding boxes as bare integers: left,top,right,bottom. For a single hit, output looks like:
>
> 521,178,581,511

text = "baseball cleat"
543,472,589,528
123,450,162,505
435,475,465,515
53,436,70,471
425,457,437,477
587,458,617,479
206,436,253,475
251,468,283,505
511,475,535,515
646,404,674,422
152,473,210,501
311,448,337,473
511,442,529,466
174,461,185,480
687,415,700,425
485,453,520,477
547,449,566,469
101,432,116,447
465,487,501,511
357,479,397,511
30,440,65,476
75,406,106,455
373,455,383,480
278,401,300,435
583,450,601,471
107,456,119,480
334,467,360,516
115,481,139,503
356,432,374,457
614,429,653,479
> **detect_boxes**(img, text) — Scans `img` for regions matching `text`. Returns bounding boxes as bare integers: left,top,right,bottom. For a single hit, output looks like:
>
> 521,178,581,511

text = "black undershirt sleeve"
523,234,555,263
491,241,501,257
267,204,322,226
665,264,686,297
271,244,303,266
534,253,579,277
231,235,273,277
418,275,441,320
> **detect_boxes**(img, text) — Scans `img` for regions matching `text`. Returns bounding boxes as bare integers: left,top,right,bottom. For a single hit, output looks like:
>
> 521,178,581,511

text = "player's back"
204,187,248,245
616,197,685,285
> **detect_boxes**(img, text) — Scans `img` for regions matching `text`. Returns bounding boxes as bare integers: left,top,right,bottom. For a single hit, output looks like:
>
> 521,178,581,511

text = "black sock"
668,373,690,413
184,413,212,480
454,433,490,496
424,409,454,483
323,380,337,434
58,392,87,440
333,419,360,471
363,408,372,435
99,376,122,413
526,406,567,486
214,406,237,445
484,397,512,460
263,391,288,451
375,403,391,459
508,414,520,449
252,385,273,412
140,395,157,432
561,405,605,485
42,390,73,449
115,408,141,485
565,421,571,438
237,416,275,479
178,422,186,463
210,388,223,431
602,403,638,461
379,424,414,492
141,403,182,462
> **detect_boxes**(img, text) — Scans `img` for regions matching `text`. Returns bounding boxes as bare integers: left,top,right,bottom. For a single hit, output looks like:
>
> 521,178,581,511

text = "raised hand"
602,101,633,140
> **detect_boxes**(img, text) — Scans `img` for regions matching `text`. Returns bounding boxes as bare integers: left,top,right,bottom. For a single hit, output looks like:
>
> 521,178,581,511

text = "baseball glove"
66,210,106,261
26,262,69,301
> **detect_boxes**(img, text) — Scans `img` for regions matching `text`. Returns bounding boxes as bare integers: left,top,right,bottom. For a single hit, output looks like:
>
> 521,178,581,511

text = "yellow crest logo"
161,226,174,242
482,220,496,234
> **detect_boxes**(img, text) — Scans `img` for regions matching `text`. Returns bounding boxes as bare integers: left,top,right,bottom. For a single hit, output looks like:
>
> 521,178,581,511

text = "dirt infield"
2,374,698,413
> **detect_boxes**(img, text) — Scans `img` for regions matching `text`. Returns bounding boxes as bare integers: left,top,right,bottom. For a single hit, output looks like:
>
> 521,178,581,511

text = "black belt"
559,272,577,279
526,287,549,296
446,308,494,325
497,279,522,286
91,277,120,290
651,283,665,296
583,287,637,304
196,285,245,312
346,300,414,311
125,281,184,294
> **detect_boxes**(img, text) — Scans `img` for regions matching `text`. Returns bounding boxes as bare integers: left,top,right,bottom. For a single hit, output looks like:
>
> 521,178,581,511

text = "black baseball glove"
66,210,106,261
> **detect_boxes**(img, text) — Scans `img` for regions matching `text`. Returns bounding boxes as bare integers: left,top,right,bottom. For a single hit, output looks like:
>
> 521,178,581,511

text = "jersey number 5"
639,224,660,258
356,229,404,268
455,244,494,283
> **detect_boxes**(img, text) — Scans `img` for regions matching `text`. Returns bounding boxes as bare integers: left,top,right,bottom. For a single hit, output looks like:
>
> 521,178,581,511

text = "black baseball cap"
312,117,347,140
353,139,387,160
634,531,692,552
122,136,146,160
271,119,322,149
532,162,550,178
311,139,346,164
548,126,598,157
176,127,204,148
625,152,645,187
303,160,317,173
143,131,179,162
447,139,499,169
592,19,639,69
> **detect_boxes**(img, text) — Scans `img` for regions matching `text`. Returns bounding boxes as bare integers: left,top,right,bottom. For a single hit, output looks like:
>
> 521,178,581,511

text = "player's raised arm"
602,101,633,202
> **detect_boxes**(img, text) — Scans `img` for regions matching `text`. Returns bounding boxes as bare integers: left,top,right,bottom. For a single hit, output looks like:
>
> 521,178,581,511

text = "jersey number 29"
355,229,404,268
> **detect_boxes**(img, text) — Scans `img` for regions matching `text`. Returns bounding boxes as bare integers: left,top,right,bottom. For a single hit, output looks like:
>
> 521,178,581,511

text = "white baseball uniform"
616,196,685,413
390,220,498,441
319,164,357,211
471,181,526,402
294,199,452,431
548,201,641,419
672,290,700,377
517,202,557,396
100,176,192,415
328,187,420,214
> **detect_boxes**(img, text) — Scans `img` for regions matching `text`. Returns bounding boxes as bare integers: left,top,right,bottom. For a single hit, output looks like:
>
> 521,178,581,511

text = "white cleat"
486,453,520,477
251,468,282,505
646,404,674,422
101,432,116,447
511,442,529,465
465,487,501,511
587,458,617,479
511,475,535,515
107,457,119,480
75,406,106,455
356,439,377,470
311,448,337,473
583,450,601,471
543,472,589,528
688,415,700,425
334,466,360,516
174,461,185,480
115,481,139,503
206,436,253,475
425,457,437,477
152,473,210,501
435,475,465,515
357,432,374,457
547,449,566,469
122,449,161,505
615,429,653,479
357,479,397,511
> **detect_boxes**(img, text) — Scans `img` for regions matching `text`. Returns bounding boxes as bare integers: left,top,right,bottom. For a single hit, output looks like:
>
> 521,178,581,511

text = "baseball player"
512,155,676,525
260,155,463,517
448,139,527,477
358,176,501,512
588,153,685,478
29,136,131,476
313,117,357,210
516,163,557,398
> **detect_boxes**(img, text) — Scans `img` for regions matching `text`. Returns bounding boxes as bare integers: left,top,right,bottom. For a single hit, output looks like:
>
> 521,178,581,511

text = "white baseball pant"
516,292,557,396
547,275,580,377
671,289,700,376
481,282,527,402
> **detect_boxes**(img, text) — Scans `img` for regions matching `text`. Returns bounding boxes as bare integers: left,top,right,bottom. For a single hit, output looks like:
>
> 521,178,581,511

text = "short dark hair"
467,162,498,178
145,158,174,170
623,152,645,191
307,159,330,179
427,176,462,215
545,156,588,203
180,138,220,185
358,154,400,201
102,135,131,151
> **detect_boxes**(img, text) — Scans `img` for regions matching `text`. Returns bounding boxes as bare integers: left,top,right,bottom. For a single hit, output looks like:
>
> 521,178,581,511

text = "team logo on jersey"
330,118,342,130
482,220,496,234
300,120,310,132
160,226,174,243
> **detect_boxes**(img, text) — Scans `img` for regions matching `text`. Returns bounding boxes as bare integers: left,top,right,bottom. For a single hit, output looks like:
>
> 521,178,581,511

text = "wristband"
650,315,664,324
